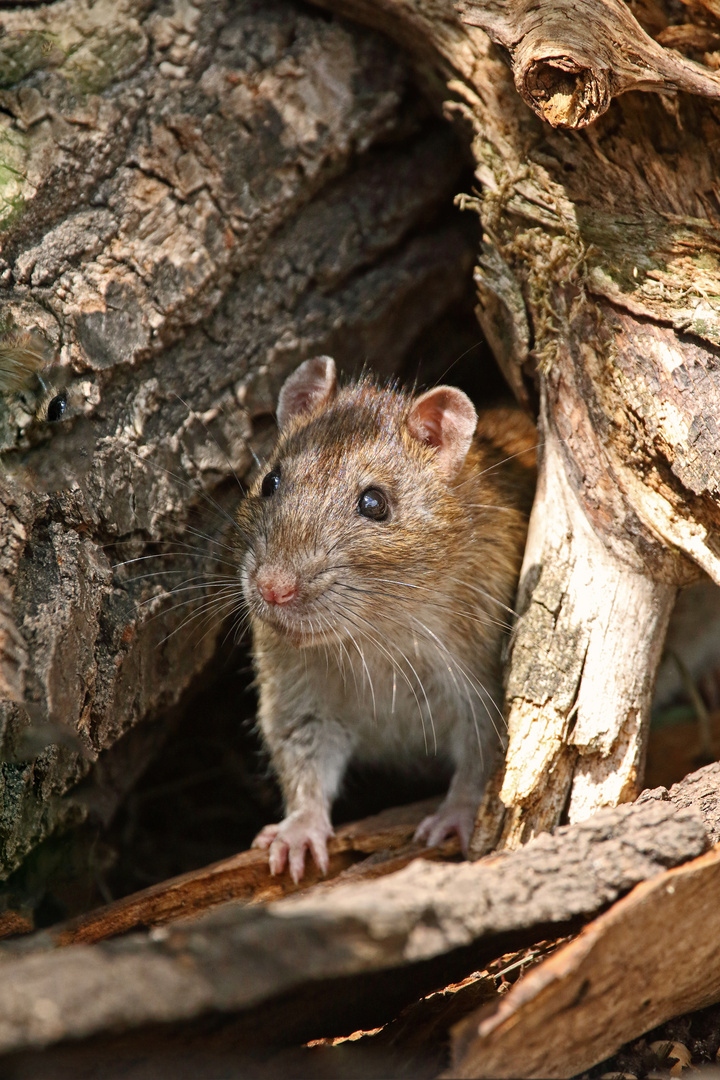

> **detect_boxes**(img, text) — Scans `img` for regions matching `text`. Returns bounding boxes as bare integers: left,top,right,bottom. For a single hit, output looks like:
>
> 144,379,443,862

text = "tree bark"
0,794,708,1059
308,0,720,846
0,0,477,878
485,406,678,851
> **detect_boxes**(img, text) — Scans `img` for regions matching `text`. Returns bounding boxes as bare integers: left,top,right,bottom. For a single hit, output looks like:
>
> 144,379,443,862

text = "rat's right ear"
406,386,477,481
277,356,337,429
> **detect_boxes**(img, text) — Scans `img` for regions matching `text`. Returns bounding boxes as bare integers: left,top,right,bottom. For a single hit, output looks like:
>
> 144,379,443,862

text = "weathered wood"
0,797,706,1057
50,799,459,946
0,0,476,878
450,845,720,1079
458,0,720,128
645,759,720,847
480,407,677,851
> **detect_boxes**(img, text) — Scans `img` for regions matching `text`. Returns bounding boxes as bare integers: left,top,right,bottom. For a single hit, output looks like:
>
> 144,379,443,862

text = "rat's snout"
255,565,299,607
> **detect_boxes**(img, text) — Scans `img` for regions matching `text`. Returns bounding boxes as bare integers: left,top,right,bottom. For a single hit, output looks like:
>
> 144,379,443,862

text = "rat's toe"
414,804,475,853
252,823,281,850
268,837,290,876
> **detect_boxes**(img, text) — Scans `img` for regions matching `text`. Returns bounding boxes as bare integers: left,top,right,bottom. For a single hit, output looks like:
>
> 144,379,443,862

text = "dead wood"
644,758,720,845
457,0,720,128
449,845,720,1079
57,760,720,947
0,795,706,1058
48,799,459,946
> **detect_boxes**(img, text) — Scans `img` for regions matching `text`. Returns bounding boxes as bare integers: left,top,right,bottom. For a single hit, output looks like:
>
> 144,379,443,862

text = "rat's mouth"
253,592,336,647
243,561,344,647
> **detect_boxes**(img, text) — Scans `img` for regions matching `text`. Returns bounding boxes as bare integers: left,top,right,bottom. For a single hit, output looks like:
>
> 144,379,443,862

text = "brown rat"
238,356,536,882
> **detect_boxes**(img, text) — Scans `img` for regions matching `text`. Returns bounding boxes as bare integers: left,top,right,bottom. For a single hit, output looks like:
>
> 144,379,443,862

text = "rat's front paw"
252,810,334,883
414,801,476,854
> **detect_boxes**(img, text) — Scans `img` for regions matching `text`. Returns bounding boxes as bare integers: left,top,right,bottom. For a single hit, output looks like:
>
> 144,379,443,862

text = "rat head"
237,357,478,648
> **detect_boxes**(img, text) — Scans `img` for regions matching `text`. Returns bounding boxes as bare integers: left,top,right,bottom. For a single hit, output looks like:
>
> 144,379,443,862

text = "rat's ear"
406,386,477,480
277,356,337,429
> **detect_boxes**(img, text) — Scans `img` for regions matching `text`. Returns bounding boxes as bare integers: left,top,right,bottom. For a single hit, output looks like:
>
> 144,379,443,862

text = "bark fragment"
451,845,720,1079
0,795,708,1058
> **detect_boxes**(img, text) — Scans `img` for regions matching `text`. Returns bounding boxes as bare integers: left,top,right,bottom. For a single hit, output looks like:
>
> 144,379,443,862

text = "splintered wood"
0,790,711,1065
50,799,459,946
490,421,677,852
451,846,720,1079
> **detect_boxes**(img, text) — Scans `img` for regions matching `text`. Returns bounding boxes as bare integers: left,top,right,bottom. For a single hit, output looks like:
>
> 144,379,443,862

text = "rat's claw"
254,811,333,882
269,837,289,877
414,803,476,854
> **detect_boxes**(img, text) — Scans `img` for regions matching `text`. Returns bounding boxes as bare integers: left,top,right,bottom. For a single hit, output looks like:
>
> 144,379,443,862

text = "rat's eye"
261,469,281,497
46,393,67,422
358,487,389,522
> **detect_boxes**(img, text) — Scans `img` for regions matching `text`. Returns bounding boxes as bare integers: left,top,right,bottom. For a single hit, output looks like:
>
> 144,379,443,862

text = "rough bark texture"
0,0,479,878
451,845,720,1079
309,0,720,844
0,795,708,1059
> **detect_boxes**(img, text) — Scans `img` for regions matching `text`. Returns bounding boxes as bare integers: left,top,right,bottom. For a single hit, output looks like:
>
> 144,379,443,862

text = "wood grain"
0,798,705,1058
451,844,720,1078
51,799,458,946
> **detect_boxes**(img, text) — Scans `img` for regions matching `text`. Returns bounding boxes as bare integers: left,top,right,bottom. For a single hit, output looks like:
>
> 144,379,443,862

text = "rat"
237,356,536,882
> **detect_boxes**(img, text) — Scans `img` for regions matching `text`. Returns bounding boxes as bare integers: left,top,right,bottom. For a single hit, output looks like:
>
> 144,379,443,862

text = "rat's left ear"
277,356,337,429
406,386,477,481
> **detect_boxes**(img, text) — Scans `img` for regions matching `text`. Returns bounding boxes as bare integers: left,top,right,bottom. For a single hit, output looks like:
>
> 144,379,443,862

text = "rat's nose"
256,567,299,606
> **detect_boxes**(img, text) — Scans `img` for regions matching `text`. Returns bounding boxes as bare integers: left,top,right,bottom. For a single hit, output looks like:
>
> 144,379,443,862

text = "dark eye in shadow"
358,487,389,522
46,393,67,422
261,469,281,497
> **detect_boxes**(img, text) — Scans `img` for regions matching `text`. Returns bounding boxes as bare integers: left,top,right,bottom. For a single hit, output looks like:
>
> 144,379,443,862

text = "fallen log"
450,846,720,1079
0,794,707,1058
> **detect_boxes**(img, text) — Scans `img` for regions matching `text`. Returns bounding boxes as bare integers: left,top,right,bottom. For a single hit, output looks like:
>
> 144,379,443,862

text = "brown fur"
237,369,536,880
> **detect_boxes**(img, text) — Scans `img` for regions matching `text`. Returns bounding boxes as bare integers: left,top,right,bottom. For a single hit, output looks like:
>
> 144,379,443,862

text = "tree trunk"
0,0,478,879
3,0,720,881
309,0,720,847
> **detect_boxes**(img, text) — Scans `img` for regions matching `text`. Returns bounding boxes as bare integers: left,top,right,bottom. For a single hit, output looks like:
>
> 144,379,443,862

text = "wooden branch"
0,797,706,1057
458,0,720,128
49,799,459,947
450,845,720,1078
311,0,720,129
470,406,678,853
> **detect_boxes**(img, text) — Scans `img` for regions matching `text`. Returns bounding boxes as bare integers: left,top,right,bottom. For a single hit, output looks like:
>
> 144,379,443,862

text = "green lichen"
64,27,147,95
0,30,59,89
0,127,29,235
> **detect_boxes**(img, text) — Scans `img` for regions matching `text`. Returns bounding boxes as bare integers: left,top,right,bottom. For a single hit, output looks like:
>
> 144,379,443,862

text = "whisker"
171,390,249,498
323,590,435,755
450,442,541,491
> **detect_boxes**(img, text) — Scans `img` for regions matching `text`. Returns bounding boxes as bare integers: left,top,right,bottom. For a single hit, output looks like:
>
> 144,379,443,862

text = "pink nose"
256,568,298,606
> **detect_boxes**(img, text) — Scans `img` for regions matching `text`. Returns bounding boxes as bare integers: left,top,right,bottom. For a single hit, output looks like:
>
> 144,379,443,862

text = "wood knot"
520,56,611,129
